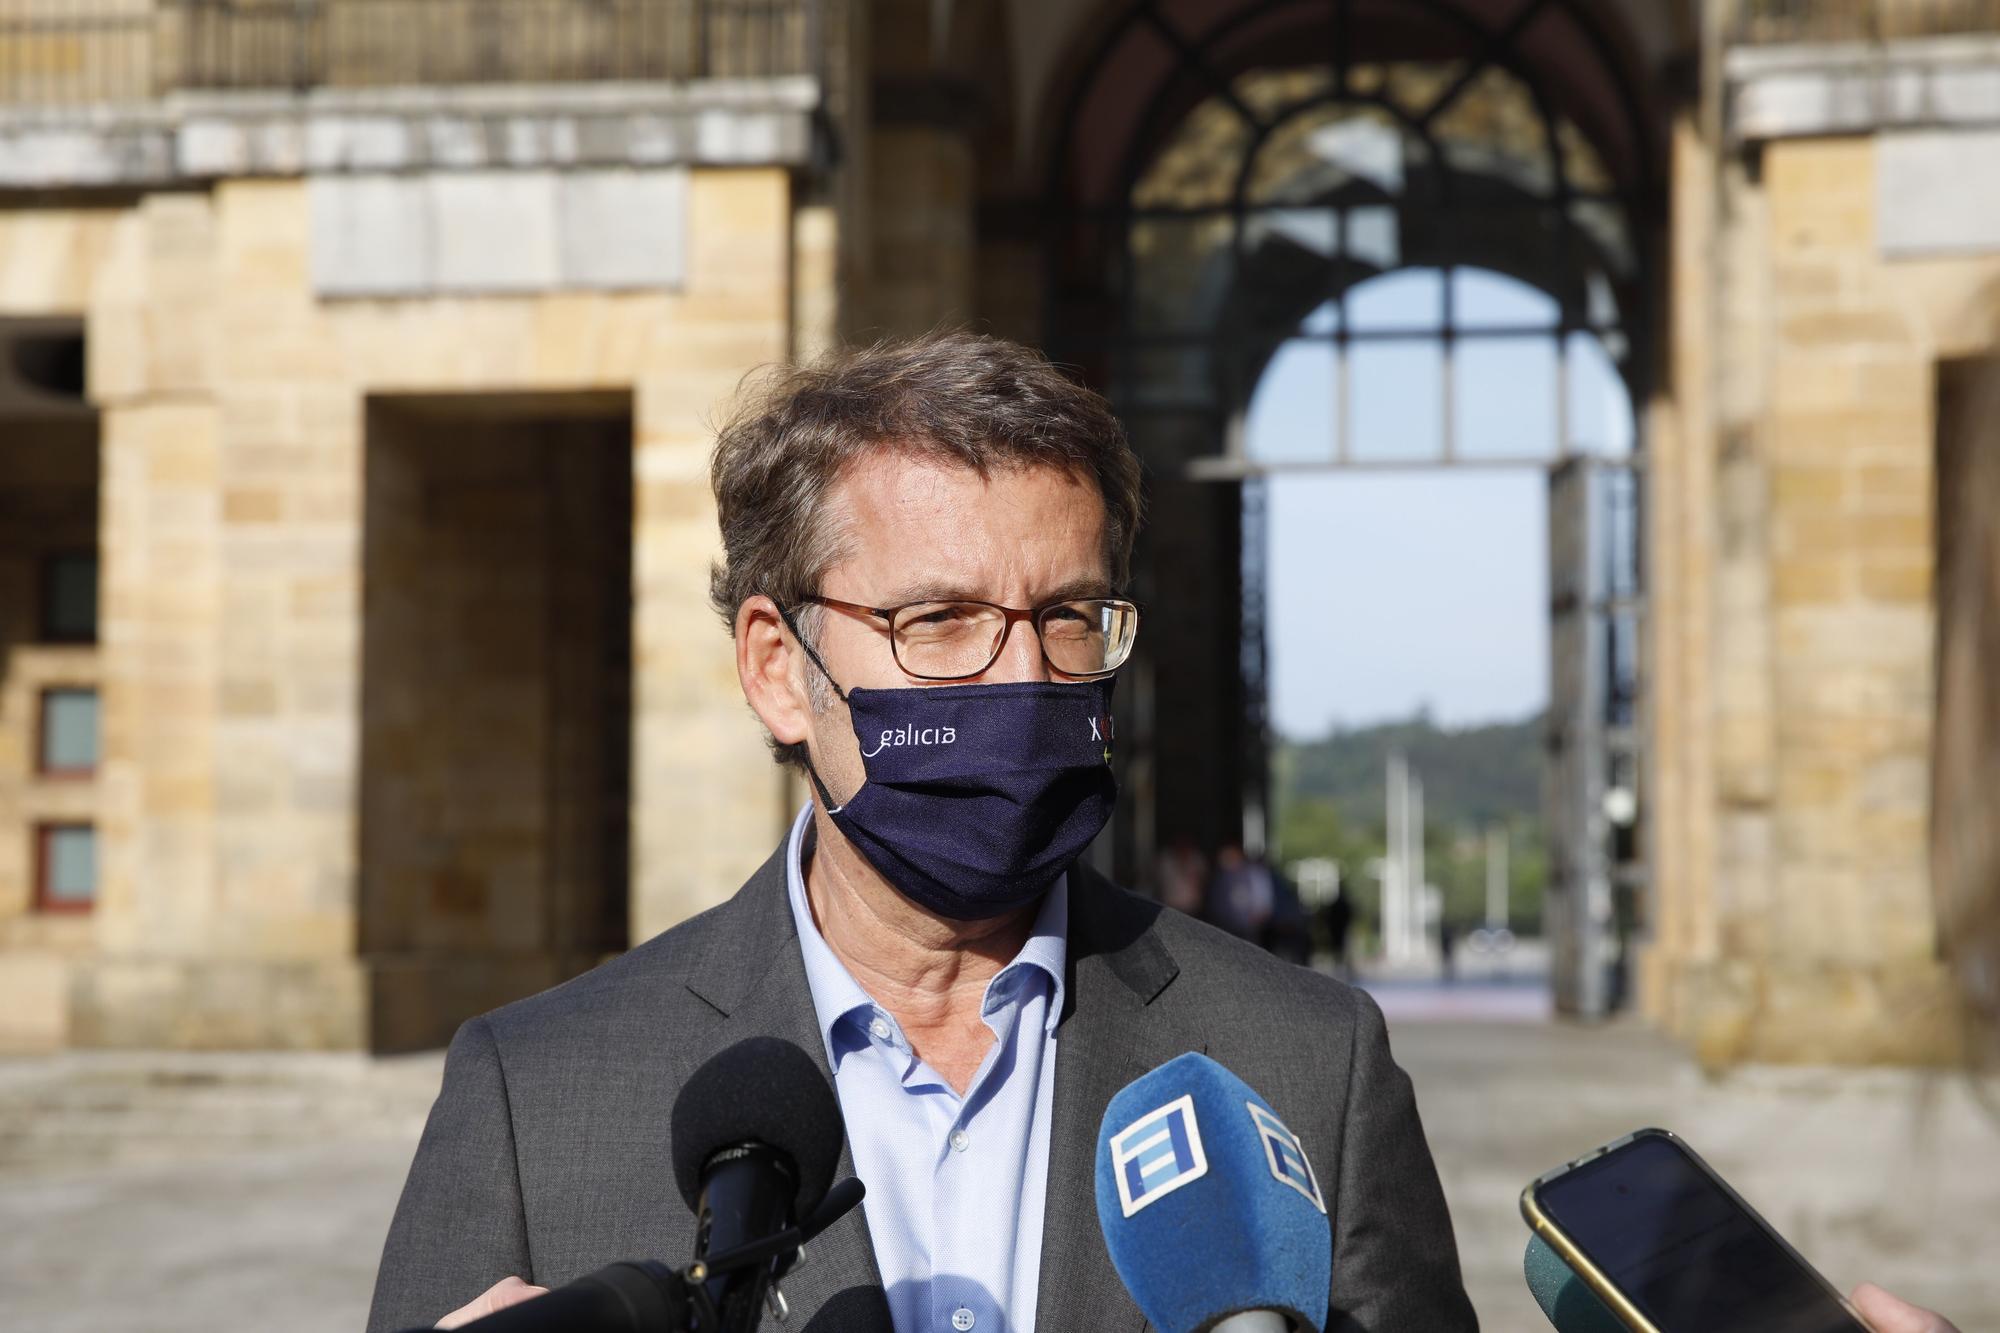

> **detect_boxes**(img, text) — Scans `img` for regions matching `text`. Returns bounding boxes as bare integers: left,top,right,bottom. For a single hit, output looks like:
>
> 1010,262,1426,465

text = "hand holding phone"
1522,1128,1867,1333
1851,1283,1962,1333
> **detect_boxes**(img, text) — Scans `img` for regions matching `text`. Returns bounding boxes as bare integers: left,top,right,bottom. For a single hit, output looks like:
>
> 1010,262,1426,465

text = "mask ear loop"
776,602,852,815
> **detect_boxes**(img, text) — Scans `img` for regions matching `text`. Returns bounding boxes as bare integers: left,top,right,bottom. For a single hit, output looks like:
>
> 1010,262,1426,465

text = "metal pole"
1486,824,1509,931
1392,748,1408,956
1409,773,1425,959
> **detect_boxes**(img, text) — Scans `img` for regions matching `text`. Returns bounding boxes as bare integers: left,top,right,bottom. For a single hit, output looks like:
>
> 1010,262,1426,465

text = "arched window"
1049,0,1655,472
1045,0,1660,908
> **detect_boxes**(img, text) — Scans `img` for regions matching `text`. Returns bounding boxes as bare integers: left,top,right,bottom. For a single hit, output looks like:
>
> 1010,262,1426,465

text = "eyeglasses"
794,594,1141,681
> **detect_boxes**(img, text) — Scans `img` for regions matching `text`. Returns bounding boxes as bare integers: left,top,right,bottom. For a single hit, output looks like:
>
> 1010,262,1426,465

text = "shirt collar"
782,803,1070,1067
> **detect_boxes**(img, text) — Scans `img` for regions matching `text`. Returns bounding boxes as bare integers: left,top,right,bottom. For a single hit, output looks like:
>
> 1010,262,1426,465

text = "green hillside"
1272,710,1547,935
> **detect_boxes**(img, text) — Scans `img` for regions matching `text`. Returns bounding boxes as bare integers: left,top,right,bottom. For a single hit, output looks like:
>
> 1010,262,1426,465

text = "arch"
1042,0,1662,461
1017,0,1691,184
1029,0,1673,885
1042,0,1665,212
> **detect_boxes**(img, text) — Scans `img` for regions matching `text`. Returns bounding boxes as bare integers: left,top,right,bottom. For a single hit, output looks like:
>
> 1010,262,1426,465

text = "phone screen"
1536,1133,1866,1333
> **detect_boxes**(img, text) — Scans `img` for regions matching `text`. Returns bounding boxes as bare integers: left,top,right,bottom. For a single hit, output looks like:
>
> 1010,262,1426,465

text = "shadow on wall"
1933,356,2000,1074
358,392,634,1053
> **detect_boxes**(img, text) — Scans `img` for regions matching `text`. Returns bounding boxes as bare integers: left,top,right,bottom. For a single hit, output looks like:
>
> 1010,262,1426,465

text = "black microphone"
670,1037,847,1332
413,1260,690,1332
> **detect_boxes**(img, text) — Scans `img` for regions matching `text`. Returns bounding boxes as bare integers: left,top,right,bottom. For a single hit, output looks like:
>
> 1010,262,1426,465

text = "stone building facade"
0,0,1996,1064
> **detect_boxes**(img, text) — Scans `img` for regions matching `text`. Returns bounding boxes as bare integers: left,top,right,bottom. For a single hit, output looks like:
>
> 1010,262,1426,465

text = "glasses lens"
892,602,1007,679
1039,599,1138,676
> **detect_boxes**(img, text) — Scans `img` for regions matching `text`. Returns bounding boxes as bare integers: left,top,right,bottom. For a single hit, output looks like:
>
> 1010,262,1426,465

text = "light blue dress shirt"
783,803,1064,1333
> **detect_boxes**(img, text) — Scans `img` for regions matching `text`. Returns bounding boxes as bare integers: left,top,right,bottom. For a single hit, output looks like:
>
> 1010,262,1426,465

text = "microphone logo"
1246,1102,1326,1214
1107,1093,1209,1217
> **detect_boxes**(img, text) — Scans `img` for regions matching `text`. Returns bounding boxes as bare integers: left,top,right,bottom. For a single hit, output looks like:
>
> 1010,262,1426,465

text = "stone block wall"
0,417,99,1050
1644,128,2000,1066
0,166,801,1049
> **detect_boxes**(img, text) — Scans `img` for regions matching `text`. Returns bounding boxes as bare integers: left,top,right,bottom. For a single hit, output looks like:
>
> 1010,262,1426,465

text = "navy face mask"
792,632,1119,920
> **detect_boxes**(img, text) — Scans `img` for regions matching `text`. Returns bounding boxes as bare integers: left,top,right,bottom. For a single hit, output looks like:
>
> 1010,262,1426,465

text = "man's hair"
708,331,1144,768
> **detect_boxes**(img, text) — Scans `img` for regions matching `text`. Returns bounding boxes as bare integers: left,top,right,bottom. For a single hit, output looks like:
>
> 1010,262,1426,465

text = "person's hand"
435,1275,549,1329
1852,1282,1961,1333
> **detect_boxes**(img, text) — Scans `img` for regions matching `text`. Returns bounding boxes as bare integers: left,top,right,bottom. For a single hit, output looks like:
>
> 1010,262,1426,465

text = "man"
364,334,1959,1333
366,333,1473,1331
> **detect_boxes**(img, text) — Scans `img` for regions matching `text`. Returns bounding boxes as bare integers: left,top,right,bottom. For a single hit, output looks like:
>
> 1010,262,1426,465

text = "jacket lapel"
681,847,892,1332
1035,868,1201,1333
681,851,1194,1332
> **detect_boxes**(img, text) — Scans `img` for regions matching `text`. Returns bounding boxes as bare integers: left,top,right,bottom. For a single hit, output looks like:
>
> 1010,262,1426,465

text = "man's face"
803,450,1112,797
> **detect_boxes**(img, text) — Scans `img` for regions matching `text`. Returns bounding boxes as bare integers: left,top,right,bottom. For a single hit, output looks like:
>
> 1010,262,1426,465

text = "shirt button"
949,1129,970,1153
870,1016,891,1041
951,1308,975,1331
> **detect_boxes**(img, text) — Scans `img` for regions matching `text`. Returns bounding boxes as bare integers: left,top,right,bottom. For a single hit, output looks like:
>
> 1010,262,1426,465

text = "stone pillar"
14,160,803,1048
853,0,977,335
1637,112,1717,1030
1653,135,1961,1066
1754,137,1953,1062
76,184,371,1048
629,169,797,942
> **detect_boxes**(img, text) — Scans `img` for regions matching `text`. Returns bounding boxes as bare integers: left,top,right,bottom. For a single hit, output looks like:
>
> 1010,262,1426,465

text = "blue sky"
1245,270,1631,738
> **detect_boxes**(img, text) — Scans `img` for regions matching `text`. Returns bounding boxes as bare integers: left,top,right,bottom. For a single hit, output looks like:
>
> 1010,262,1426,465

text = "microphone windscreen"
1523,1236,1627,1333
1094,1052,1331,1333
670,1037,844,1218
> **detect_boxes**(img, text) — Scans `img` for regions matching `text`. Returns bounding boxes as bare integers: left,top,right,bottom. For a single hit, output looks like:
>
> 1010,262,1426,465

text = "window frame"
33,822,97,914
35,686,100,779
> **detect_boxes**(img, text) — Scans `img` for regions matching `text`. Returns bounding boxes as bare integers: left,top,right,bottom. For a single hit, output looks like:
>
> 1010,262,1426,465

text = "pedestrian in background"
1153,834,1207,917
1207,842,1275,943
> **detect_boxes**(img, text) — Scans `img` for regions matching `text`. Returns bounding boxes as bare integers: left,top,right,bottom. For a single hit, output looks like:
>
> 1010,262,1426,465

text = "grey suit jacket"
366,846,1478,1332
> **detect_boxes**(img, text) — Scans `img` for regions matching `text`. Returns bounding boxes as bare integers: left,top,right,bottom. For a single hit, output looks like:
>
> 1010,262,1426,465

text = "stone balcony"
1725,11,2000,261
0,0,829,188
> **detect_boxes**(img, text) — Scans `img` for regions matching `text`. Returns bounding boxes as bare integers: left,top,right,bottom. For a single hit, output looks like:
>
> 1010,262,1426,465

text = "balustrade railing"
1735,0,2000,44
0,0,819,106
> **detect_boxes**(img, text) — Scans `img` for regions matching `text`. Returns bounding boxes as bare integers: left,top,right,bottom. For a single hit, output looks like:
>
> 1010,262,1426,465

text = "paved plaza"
2,990,1995,1332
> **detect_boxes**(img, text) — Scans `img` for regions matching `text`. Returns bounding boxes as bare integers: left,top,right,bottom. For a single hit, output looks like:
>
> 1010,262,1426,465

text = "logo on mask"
863,725,958,757
1090,713,1116,764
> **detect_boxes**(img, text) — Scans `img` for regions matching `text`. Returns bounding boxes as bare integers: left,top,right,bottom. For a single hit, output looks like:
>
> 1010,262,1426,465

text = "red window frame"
34,822,96,914
35,686,98,779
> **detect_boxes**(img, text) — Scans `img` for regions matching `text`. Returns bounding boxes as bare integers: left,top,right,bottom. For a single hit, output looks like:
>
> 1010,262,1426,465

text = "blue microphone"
1094,1052,1331,1333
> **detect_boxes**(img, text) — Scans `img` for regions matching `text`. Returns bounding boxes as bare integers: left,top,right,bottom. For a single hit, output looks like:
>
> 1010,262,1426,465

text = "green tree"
1271,710,1549,941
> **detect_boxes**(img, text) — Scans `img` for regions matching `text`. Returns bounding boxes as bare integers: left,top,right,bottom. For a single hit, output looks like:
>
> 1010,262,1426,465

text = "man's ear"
737,595,812,748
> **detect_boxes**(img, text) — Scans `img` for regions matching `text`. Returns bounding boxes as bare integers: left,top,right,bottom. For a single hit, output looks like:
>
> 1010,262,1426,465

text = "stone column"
76,183,371,1048
629,169,798,942
1658,136,1960,1066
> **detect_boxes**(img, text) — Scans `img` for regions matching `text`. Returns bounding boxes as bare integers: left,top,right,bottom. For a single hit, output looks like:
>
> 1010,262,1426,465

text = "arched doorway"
1043,0,1662,1013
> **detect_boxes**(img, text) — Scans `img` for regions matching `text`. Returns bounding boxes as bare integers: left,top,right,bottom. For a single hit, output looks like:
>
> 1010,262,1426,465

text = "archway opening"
1046,0,1660,1014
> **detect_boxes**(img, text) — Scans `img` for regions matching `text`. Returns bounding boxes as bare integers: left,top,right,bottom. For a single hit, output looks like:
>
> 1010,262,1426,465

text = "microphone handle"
1213,1313,1296,1333
448,1260,691,1332
696,1143,797,1332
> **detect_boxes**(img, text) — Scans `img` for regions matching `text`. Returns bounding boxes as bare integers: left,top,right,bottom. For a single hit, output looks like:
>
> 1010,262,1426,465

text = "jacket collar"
683,845,1192,1331
678,845,892,1328
1037,859,1200,1332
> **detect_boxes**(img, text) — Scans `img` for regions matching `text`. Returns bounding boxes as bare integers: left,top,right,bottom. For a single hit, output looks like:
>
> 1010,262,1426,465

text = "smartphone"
1520,1127,1871,1333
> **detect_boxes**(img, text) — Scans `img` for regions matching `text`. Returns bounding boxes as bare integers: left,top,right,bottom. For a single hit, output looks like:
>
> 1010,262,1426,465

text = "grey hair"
708,331,1144,769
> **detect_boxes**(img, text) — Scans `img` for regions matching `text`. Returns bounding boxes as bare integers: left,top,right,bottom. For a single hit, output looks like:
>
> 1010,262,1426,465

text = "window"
38,688,100,776
41,551,98,643
35,823,96,912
